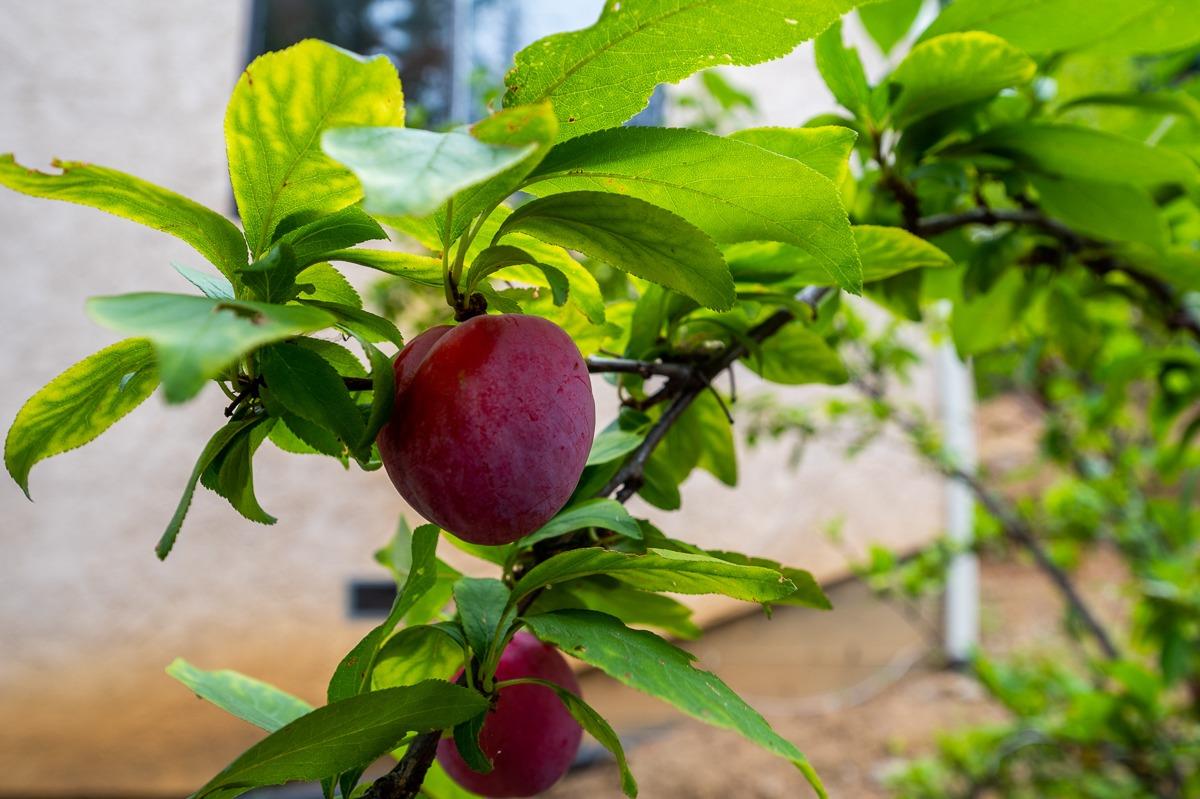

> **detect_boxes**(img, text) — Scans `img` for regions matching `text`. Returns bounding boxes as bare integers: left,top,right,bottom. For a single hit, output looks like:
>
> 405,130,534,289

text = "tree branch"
915,208,1200,342
855,378,1122,661
363,286,833,799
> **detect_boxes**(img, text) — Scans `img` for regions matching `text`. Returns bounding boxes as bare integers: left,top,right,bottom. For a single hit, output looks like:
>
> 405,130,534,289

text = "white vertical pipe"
937,329,979,665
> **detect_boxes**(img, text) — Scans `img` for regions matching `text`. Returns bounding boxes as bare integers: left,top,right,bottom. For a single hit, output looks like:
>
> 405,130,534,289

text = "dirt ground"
546,548,1126,799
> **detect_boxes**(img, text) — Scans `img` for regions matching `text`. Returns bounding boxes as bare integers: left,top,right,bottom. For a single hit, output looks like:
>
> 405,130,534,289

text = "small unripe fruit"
437,632,583,797
377,314,595,545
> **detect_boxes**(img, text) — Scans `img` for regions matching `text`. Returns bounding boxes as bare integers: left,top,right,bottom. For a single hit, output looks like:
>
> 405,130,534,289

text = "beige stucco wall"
0,2,942,795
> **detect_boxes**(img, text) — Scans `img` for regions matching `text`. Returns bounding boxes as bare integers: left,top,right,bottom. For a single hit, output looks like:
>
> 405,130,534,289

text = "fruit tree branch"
363,286,833,799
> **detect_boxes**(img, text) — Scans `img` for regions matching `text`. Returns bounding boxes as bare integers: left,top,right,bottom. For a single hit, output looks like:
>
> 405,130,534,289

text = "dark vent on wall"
348,580,398,618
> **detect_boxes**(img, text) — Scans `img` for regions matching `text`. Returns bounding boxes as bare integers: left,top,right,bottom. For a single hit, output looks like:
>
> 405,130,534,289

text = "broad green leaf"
746,323,847,385
157,416,263,559
201,421,275,525
945,124,1200,187
0,155,247,280
329,248,444,288
321,127,535,218
295,263,363,307
854,226,954,282
1031,176,1166,250
192,681,487,799
452,711,493,774
888,33,1036,128
463,245,568,306
226,40,404,257
259,342,366,457
435,102,559,244
586,429,645,467
297,299,405,350
814,20,871,117
524,128,862,293
523,610,826,798
510,677,636,797
87,293,335,403
166,658,312,733
919,0,1200,57
497,192,734,310
238,243,303,304
174,263,235,300
687,389,737,486
328,525,440,702
452,577,512,662
530,578,702,640
273,206,387,267
728,126,858,183
511,547,796,604
518,498,643,548
503,0,857,140
858,0,923,54
372,626,464,690
726,225,952,285
1055,91,1200,125
6,338,157,497
350,334,395,451
706,551,831,609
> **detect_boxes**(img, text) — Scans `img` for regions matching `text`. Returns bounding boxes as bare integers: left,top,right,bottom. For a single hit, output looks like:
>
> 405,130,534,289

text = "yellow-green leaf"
226,39,404,257
0,155,247,281
5,338,158,498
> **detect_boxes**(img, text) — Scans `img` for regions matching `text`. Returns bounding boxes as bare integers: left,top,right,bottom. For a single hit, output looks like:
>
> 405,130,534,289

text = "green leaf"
858,0,923,54
586,429,645,467
945,123,1200,187
274,206,388,267
372,625,465,690
512,677,637,797
706,552,831,609
518,498,643,548
259,342,366,457
350,334,395,452
6,338,157,498
331,249,443,289
727,225,952,286
529,578,702,640
919,0,1200,57
0,154,247,281
511,547,796,605
201,420,276,525
452,710,493,775
1030,176,1166,250
854,225,954,282
328,525,440,703
814,20,871,117
192,680,487,799
238,243,304,304
297,299,405,350
523,610,826,798
746,323,847,385
503,0,857,141
728,126,858,183
1056,91,1200,124
525,128,861,293
497,192,734,310
322,126,536,218
435,102,560,244
295,263,363,307
888,33,1036,128
86,293,334,403
226,40,404,257
174,263,235,300
166,658,313,732
157,416,264,559
463,245,568,306
452,577,512,663
687,390,737,486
